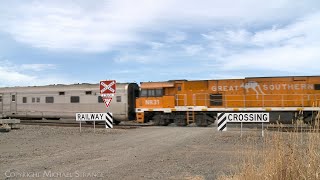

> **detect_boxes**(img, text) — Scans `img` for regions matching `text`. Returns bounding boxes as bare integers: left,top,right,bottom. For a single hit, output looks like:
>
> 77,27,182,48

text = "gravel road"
0,125,264,179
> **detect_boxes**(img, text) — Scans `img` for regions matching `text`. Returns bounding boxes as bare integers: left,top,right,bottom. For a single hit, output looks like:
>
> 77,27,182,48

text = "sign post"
100,80,116,128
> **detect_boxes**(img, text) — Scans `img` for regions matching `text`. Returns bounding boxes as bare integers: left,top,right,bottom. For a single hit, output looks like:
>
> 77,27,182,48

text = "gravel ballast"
0,125,264,179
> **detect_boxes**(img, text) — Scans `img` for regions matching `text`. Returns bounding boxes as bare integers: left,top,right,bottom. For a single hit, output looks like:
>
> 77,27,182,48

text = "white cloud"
20,64,56,71
201,12,320,75
0,60,71,86
0,0,320,85
148,42,165,50
202,29,252,45
2,0,318,52
114,54,150,64
221,46,320,73
165,31,187,43
183,45,204,56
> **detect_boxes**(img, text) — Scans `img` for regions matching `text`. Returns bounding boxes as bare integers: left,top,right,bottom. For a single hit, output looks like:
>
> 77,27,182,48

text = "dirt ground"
0,124,265,180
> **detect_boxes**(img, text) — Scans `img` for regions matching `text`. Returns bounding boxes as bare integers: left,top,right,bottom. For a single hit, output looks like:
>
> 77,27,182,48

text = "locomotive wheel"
152,115,161,125
174,118,186,126
195,119,208,127
195,114,208,127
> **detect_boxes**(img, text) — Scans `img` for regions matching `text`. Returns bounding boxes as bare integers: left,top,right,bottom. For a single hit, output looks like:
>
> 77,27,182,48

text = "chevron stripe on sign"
105,112,113,129
217,113,227,131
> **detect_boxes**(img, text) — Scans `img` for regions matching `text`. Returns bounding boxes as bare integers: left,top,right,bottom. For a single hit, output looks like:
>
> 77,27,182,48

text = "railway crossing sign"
217,112,269,136
100,80,116,94
100,80,116,108
105,112,113,129
76,113,114,132
102,97,112,108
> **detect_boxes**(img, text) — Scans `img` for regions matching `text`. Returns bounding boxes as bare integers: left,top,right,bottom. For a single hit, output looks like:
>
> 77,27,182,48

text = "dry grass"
219,112,320,180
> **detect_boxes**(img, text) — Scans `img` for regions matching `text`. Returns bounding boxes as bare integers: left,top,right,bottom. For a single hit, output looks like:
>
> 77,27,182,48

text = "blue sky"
1,0,320,86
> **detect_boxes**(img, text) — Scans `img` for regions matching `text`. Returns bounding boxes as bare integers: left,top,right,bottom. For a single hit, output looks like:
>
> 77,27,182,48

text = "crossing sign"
102,97,112,108
100,80,116,108
100,80,116,94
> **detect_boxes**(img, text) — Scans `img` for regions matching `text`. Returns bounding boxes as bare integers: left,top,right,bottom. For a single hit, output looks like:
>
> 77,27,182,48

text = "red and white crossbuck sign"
100,80,116,108
100,80,116,94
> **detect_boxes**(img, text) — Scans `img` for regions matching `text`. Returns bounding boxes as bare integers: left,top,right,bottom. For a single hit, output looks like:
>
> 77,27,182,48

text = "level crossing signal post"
100,80,116,129
75,80,116,133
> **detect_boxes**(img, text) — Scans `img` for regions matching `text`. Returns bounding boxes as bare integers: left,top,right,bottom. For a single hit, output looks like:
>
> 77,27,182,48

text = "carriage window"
12,95,16,102
23,97,27,103
116,96,121,102
71,96,80,103
98,96,103,103
46,97,54,103
36,97,40,103
0,95,2,103
85,91,92,95
315,84,320,90
59,91,65,95
32,97,35,103
210,94,223,106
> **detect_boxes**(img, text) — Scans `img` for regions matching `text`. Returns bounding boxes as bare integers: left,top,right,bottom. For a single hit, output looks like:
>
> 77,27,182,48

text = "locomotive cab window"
315,84,320,90
141,89,148,97
210,94,223,106
140,89,163,97
46,97,54,103
71,96,80,103
155,89,163,97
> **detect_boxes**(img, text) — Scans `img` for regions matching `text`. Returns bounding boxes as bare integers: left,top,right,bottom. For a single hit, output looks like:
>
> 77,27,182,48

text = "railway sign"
217,112,269,131
76,113,113,132
220,112,269,123
105,112,113,129
100,80,116,108
100,80,116,94
102,97,112,108
76,113,111,121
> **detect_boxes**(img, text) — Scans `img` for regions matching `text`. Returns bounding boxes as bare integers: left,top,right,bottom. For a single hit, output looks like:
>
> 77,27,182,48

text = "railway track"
20,120,153,129
17,120,320,132
266,123,320,132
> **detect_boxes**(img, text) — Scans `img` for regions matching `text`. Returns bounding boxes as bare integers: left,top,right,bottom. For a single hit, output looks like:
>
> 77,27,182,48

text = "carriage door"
0,93,3,115
175,83,186,106
10,92,17,113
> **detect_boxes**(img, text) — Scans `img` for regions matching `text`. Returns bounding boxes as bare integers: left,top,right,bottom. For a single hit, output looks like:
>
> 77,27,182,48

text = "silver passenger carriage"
0,83,139,123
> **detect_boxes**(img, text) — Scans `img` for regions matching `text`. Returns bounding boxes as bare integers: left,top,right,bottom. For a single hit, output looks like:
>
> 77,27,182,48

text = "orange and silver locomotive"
136,76,320,126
